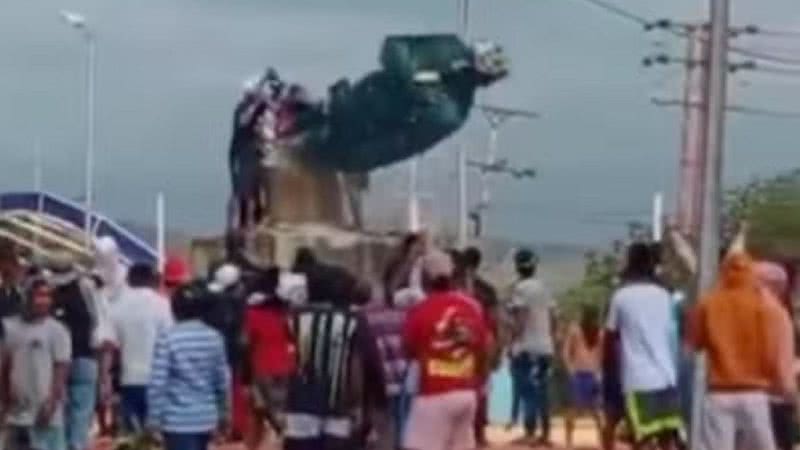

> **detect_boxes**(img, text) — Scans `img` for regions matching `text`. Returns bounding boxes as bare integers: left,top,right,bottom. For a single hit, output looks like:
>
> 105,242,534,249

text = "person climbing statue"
228,73,272,231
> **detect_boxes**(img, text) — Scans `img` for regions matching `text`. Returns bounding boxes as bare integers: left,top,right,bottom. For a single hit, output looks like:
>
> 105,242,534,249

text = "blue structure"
0,191,158,266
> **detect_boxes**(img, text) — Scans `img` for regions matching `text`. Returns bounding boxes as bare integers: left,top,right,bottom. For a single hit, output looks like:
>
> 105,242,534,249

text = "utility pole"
677,27,710,239
690,0,731,447
456,0,470,247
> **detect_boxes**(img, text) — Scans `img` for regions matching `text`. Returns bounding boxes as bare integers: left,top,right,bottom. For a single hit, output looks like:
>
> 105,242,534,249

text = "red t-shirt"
403,291,491,396
245,307,296,377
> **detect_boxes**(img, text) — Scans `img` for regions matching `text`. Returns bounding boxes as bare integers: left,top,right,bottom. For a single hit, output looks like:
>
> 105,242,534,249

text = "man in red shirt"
242,268,296,450
403,250,492,450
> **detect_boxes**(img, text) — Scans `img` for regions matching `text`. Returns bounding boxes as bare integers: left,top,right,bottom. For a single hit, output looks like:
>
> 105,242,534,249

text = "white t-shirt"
510,277,555,356
110,287,173,385
606,282,677,393
4,317,71,427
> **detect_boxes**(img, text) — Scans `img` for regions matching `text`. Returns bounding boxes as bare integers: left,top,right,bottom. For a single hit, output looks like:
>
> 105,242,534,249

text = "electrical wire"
569,0,649,26
651,98,800,119
751,65,800,77
748,28,800,39
569,0,800,66
729,105,800,118
728,46,800,66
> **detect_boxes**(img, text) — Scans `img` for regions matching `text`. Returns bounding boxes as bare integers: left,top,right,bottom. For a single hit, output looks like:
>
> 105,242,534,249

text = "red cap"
163,255,191,284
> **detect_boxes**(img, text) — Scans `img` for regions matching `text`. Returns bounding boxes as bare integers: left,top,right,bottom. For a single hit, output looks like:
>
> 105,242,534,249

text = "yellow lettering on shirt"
427,356,475,378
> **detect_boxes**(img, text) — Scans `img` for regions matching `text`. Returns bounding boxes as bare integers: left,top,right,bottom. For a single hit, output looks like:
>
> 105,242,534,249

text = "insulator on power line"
655,19,672,29
743,24,760,35
644,19,672,31
729,61,757,72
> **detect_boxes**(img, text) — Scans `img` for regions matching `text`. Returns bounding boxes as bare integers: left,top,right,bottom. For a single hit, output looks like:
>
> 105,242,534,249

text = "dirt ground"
94,419,617,450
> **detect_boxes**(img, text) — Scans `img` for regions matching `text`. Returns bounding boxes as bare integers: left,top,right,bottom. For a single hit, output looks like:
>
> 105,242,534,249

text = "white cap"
95,236,119,256
211,264,241,293
277,272,307,307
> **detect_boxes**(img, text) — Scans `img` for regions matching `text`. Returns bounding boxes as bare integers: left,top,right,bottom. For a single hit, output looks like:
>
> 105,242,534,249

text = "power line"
571,0,649,26
570,0,800,66
747,28,800,39
750,64,800,77
727,46,800,66
651,97,800,119
728,104,800,118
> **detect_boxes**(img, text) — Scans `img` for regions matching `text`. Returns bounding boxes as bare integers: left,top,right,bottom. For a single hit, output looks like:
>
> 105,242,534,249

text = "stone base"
267,159,365,229
190,223,398,282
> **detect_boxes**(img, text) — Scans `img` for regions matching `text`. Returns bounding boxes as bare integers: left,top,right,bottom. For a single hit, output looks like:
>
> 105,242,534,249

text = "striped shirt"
365,305,411,396
283,304,386,446
289,304,385,412
147,320,231,433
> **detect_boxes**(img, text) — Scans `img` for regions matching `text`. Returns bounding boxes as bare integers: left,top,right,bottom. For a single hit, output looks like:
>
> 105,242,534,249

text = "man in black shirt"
459,246,499,447
284,264,388,450
49,251,113,450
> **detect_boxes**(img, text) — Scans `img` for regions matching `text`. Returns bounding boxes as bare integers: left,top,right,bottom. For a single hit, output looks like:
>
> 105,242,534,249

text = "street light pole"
408,159,421,232
458,0,469,40
60,11,96,246
474,105,539,237
85,34,96,244
477,114,505,234
456,0,470,247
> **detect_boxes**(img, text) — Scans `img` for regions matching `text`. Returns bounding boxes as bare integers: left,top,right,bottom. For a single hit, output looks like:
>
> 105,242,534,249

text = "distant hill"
115,220,192,252
116,218,588,292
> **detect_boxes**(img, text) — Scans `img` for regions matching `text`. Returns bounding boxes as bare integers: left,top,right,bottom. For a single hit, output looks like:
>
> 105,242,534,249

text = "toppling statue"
227,33,509,231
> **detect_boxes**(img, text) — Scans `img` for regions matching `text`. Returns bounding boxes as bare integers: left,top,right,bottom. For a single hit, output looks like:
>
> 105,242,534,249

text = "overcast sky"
2,0,799,246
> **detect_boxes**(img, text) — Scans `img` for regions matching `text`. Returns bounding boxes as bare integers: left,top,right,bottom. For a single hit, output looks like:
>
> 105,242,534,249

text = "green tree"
725,168,800,259
559,249,620,319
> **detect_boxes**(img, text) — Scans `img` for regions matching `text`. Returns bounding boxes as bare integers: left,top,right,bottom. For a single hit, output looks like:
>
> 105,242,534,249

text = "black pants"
771,402,797,450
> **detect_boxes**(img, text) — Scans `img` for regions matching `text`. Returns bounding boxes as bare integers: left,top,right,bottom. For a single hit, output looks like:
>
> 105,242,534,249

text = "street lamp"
59,10,96,245
474,104,539,236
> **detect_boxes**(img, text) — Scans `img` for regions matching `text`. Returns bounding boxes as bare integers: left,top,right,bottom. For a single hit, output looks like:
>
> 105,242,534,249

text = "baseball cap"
514,248,538,268
422,250,454,279
208,264,241,294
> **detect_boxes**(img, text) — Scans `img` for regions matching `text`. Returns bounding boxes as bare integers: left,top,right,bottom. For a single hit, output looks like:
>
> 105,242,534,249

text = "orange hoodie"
688,253,777,391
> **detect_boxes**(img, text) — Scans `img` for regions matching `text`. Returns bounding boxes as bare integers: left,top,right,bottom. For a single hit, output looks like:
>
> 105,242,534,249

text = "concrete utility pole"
677,27,710,239
690,0,731,447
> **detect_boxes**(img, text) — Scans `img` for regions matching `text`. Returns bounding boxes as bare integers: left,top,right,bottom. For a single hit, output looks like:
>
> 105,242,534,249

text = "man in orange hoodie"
689,251,779,450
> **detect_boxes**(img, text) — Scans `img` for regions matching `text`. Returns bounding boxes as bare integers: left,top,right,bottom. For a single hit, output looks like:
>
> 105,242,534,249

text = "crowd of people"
0,229,796,450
